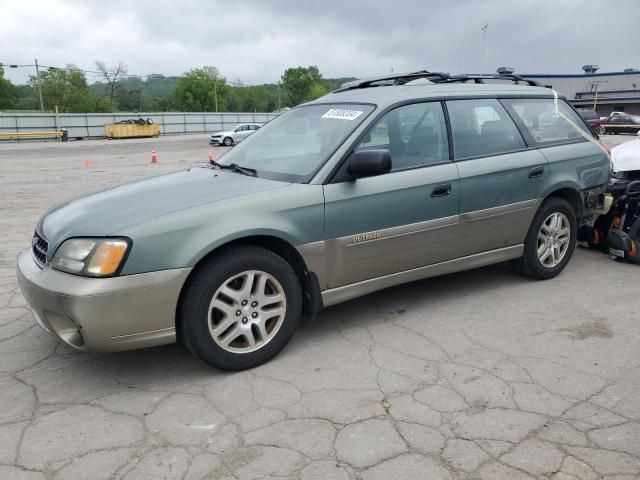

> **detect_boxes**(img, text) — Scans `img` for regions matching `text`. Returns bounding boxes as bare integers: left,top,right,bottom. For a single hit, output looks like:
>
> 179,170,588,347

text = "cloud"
1,0,638,85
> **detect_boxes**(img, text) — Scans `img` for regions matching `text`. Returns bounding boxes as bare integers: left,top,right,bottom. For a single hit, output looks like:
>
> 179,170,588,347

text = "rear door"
446,98,549,256
323,101,460,288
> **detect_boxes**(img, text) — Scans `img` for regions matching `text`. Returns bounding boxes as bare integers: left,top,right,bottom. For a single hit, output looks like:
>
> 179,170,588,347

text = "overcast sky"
2,0,639,85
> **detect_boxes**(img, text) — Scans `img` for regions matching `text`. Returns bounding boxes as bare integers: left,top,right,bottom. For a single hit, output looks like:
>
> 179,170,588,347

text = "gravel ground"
0,133,639,479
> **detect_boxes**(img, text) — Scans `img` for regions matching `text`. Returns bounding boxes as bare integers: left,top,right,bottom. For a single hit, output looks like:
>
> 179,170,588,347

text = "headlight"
51,238,130,277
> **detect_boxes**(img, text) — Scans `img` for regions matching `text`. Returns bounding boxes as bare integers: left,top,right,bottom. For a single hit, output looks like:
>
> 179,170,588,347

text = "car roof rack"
335,70,542,92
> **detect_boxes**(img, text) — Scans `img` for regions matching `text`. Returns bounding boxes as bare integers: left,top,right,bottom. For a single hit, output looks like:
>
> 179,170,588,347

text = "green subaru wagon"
17,71,610,370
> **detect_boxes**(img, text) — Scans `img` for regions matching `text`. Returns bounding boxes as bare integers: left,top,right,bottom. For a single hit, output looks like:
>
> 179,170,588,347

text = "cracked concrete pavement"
0,134,639,479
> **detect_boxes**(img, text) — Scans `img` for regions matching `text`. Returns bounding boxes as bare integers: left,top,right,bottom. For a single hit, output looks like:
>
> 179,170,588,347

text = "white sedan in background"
209,123,262,146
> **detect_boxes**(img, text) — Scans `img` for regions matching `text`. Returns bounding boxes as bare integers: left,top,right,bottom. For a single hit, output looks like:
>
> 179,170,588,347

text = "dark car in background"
600,113,640,135
576,109,601,133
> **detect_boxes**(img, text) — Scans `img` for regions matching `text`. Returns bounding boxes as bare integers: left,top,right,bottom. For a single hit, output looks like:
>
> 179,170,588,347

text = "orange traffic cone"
208,151,214,166
151,150,158,164
85,158,90,169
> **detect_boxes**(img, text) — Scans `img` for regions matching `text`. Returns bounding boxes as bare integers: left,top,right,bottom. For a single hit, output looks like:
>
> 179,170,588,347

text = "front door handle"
529,166,545,178
431,183,451,197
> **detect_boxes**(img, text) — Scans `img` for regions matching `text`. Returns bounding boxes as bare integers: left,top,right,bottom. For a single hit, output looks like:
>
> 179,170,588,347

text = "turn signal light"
86,241,128,275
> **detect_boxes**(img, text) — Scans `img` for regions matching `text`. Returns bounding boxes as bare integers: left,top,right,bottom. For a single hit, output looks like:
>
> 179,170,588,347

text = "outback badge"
352,232,381,243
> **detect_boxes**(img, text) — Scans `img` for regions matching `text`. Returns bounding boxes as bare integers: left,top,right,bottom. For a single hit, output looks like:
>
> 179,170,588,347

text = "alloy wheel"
537,212,571,268
208,270,286,353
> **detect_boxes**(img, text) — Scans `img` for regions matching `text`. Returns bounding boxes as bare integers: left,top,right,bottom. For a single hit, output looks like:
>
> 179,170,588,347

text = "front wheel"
178,246,302,370
223,136,233,146
516,197,577,280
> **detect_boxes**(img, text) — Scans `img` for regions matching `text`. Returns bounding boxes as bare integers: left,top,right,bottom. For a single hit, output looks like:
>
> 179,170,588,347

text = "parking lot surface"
1,134,639,479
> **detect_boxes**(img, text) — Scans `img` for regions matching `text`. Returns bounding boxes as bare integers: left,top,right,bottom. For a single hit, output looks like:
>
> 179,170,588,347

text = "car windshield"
217,103,374,182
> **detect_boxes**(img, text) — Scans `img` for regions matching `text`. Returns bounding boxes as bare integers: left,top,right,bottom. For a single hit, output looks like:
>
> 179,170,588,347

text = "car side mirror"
348,149,392,178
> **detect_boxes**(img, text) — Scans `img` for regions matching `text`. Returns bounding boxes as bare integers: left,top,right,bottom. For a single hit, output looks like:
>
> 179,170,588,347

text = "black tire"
223,136,233,146
178,246,302,371
516,197,578,280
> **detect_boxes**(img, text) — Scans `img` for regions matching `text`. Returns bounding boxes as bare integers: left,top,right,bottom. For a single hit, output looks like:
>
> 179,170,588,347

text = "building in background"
513,66,640,116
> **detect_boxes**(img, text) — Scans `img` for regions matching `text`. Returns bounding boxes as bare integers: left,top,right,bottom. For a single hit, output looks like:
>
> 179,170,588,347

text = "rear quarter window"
503,98,594,145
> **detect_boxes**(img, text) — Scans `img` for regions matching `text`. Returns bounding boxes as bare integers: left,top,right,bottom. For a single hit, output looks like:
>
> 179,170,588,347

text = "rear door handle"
431,183,451,197
529,166,545,178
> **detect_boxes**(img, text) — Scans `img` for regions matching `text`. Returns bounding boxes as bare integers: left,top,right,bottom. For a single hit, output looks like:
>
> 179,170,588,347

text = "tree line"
0,62,354,113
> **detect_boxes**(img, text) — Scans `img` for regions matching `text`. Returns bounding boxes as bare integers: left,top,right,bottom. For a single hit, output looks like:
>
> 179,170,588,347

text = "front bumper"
209,137,223,145
16,249,191,352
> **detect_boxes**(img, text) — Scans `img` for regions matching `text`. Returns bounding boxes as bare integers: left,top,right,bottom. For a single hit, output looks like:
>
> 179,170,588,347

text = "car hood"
211,130,233,136
611,139,640,173
39,168,289,249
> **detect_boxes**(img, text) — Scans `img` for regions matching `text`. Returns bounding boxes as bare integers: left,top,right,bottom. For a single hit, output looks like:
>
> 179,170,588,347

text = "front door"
323,101,460,288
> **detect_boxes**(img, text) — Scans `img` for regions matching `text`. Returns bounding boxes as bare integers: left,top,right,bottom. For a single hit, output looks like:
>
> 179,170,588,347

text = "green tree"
227,85,270,112
170,66,230,111
32,65,110,112
116,88,144,112
0,65,18,109
307,82,327,101
281,66,323,106
15,84,38,110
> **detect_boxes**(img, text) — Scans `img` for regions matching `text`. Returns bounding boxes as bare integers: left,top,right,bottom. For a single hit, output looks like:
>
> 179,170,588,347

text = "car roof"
306,83,556,109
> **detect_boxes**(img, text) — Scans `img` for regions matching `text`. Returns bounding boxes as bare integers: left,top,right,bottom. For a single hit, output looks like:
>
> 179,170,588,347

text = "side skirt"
321,244,523,307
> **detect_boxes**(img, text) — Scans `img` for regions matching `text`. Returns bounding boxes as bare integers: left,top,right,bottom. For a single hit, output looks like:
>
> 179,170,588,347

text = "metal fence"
0,112,280,140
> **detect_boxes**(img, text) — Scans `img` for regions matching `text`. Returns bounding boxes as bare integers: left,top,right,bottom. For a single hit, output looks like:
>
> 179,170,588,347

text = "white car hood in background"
611,138,640,173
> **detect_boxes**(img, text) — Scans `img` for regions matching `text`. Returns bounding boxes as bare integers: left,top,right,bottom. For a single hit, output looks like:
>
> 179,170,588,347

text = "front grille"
32,231,48,267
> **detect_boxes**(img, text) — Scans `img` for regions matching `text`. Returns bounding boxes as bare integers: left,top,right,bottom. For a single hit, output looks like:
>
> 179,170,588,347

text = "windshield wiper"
210,160,257,177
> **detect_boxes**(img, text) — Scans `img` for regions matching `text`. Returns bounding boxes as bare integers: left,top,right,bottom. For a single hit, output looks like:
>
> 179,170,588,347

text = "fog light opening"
58,318,86,349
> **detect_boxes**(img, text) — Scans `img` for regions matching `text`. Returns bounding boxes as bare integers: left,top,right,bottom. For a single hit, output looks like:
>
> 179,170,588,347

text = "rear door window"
445,99,525,160
502,98,594,145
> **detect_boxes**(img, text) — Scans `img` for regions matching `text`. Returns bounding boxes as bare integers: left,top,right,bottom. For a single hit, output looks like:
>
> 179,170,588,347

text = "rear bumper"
16,249,191,352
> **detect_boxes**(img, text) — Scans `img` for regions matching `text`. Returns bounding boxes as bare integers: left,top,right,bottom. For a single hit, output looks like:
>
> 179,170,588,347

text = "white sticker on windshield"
322,108,364,121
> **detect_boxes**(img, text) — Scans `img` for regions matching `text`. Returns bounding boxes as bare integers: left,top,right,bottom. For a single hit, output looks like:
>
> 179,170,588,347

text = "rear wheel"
516,197,577,280
178,246,302,370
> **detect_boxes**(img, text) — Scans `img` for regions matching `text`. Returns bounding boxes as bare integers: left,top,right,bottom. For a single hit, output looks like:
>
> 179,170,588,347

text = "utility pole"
480,23,488,74
277,81,281,111
591,80,607,111
35,58,44,111
213,72,218,113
